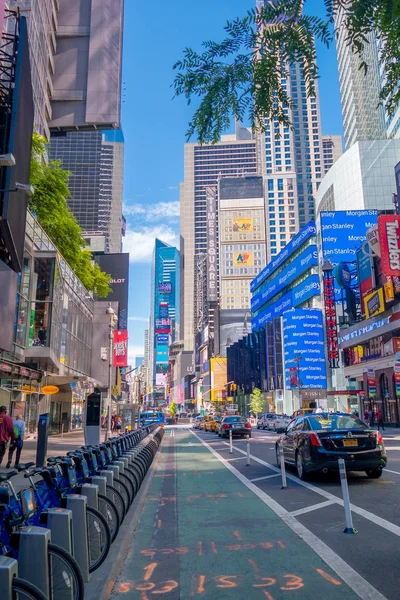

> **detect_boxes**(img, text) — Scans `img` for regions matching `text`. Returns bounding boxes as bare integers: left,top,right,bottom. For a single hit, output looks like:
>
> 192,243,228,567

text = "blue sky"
121,0,344,362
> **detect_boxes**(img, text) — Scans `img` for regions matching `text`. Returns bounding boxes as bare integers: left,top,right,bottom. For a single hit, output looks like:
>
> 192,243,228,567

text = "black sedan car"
218,416,252,439
276,412,387,480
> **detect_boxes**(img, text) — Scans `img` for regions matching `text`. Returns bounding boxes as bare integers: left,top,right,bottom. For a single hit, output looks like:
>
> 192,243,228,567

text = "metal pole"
338,458,357,534
246,440,250,466
280,444,287,489
229,429,233,454
106,318,113,440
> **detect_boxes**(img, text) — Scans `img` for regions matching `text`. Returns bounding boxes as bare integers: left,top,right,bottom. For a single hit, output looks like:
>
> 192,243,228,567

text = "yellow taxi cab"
199,415,213,430
203,415,219,432
210,415,222,432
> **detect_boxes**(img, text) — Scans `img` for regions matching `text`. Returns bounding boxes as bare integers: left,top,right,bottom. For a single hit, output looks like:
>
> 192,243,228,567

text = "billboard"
356,244,374,313
94,253,129,329
156,334,169,344
156,373,167,386
282,309,327,390
155,345,168,363
159,303,169,318
234,251,253,267
252,274,320,331
364,288,385,320
378,215,400,276
0,17,34,272
206,186,217,301
320,210,378,265
251,222,316,292
158,282,172,293
113,330,128,367
252,245,318,312
233,218,253,232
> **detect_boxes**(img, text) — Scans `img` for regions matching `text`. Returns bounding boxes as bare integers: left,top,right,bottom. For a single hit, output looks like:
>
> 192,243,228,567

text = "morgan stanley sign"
206,186,217,302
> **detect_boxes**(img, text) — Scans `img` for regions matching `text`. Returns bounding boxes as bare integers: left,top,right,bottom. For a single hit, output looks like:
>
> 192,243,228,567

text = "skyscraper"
258,60,323,257
150,240,180,390
322,135,343,175
335,10,386,149
49,129,124,253
180,124,258,351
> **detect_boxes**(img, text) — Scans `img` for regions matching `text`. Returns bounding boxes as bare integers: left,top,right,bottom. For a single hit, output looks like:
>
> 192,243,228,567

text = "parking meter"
36,413,49,467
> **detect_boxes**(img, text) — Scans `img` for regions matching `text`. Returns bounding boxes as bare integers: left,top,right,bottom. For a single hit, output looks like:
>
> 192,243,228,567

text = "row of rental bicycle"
0,423,164,599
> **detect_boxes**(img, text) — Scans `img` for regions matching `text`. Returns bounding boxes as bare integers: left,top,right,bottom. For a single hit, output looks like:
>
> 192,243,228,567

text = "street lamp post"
105,303,117,440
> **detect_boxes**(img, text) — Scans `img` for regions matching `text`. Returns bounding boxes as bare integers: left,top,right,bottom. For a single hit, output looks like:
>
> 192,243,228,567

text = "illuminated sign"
378,215,400,276
206,187,217,301
323,273,339,369
364,288,385,320
113,330,128,367
41,385,59,395
158,282,172,293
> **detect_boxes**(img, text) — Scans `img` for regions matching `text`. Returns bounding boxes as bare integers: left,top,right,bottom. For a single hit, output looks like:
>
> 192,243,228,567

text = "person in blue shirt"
6,415,25,469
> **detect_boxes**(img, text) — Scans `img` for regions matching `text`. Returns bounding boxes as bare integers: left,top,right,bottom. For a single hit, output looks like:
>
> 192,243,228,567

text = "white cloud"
123,225,179,262
123,201,180,220
128,316,149,322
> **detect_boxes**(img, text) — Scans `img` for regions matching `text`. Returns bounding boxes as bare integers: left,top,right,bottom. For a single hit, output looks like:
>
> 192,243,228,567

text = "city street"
95,425,400,600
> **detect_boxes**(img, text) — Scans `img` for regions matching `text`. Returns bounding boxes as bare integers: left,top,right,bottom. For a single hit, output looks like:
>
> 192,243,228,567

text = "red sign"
289,367,298,387
378,215,400,276
323,275,339,368
113,330,128,367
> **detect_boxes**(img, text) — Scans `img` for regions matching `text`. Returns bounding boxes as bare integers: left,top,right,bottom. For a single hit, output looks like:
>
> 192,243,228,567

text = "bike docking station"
0,556,19,600
18,526,51,597
64,493,90,582
40,506,73,553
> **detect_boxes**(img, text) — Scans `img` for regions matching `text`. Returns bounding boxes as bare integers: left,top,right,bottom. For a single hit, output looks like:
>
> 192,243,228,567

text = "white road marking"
226,457,247,462
384,468,400,476
191,430,386,600
384,446,400,450
221,441,400,539
250,474,280,482
289,500,336,517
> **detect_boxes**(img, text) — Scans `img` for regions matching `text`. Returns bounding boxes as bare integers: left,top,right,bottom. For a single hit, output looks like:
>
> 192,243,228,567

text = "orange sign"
41,385,59,395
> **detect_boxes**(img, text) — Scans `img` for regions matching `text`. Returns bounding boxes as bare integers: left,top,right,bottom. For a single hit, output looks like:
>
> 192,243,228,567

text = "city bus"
139,411,165,426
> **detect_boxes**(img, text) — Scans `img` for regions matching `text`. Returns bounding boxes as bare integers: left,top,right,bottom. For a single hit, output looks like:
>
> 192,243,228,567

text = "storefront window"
49,400,61,434
32,257,55,347
14,257,31,348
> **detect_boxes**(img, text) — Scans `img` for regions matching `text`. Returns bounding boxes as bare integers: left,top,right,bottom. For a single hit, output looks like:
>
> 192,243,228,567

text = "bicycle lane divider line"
189,431,386,600
289,501,336,517
220,440,400,538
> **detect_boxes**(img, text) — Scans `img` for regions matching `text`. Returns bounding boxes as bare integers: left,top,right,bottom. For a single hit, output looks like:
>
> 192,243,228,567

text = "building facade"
180,124,258,351
50,129,124,253
322,135,343,174
149,240,180,393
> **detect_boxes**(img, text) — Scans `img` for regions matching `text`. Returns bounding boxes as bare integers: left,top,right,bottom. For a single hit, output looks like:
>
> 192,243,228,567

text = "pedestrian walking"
115,416,122,434
368,409,375,428
0,406,15,467
376,409,385,431
6,414,25,468
364,410,369,422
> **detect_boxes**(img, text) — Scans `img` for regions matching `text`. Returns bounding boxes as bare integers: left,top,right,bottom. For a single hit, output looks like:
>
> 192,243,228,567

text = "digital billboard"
233,218,253,232
320,210,378,265
159,303,169,318
156,373,167,386
282,309,327,390
158,282,172,293
94,253,129,329
157,334,169,344
252,245,318,312
155,345,168,363
364,288,385,320
206,187,217,301
378,215,400,276
357,244,374,314
252,274,320,331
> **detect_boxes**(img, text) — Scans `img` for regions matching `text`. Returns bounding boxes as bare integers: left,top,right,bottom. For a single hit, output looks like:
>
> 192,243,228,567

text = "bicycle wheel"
86,506,111,572
48,542,85,600
12,577,48,600
98,492,120,543
106,483,126,521
113,477,130,510
118,472,135,503
124,465,140,495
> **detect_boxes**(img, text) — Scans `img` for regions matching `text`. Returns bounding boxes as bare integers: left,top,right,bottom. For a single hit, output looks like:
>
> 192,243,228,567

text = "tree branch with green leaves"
173,0,400,143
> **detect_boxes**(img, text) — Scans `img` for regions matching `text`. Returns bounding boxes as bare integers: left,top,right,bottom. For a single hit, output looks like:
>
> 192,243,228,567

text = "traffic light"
140,393,144,405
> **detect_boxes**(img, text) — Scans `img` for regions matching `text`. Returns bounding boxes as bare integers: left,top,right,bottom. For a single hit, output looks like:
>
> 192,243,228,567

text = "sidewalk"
109,429,359,599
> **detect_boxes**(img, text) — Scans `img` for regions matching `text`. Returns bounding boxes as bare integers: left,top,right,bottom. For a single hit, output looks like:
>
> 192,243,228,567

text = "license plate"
232,425,239,428
343,439,358,447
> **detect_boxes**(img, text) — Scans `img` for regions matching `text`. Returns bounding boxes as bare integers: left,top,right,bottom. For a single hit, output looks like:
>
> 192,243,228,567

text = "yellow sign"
384,277,395,303
210,358,227,402
233,217,253,233
41,385,59,395
22,385,36,393
234,251,253,267
364,288,385,319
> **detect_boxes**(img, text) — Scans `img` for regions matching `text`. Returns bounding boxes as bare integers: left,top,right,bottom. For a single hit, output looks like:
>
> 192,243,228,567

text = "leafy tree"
173,0,400,143
29,133,111,297
169,401,177,417
250,387,264,417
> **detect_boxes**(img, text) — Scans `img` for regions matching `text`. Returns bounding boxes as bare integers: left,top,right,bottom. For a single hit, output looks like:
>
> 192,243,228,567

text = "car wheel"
296,452,308,481
366,468,383,479
257,425,260,429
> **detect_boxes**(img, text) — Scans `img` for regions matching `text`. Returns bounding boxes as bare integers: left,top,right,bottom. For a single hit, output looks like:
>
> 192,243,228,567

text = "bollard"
61,423,64,438
246,440,251,466
338,458,357,534
280,445,287,489
229,429,233,454
0,556,18,600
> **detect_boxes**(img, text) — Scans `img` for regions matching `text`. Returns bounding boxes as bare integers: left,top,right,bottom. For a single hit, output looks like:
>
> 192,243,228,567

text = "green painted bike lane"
111,430,360,599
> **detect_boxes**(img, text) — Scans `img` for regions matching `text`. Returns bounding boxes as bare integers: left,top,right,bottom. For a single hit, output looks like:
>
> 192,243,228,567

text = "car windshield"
223,416,244,423
308,414,368,431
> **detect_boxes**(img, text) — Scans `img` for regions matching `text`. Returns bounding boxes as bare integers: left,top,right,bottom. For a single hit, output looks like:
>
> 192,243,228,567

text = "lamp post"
105,303,118,440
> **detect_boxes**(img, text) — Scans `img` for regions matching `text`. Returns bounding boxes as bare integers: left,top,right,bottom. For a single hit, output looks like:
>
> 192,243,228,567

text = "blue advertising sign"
320,210,378,265
282,309,327,390
251,245,318,312
157,334,169,344
251,222,316,292
155,345,168,363
159,303,169,318
252,274,320,330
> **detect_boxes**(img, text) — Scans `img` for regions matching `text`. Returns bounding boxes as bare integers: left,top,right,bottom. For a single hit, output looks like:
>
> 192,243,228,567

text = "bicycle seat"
0,470,18,481
17,462,35,472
